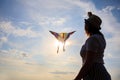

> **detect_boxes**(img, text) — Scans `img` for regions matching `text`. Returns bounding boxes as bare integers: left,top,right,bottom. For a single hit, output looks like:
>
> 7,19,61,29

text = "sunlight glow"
54,40,71,48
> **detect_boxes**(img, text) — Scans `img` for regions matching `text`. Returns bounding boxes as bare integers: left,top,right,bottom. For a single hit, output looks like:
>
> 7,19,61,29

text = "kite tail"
63,42,65,52
57,45,59,53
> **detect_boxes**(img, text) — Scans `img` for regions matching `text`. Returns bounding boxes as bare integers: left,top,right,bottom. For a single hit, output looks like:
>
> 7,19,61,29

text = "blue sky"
0,0,120,80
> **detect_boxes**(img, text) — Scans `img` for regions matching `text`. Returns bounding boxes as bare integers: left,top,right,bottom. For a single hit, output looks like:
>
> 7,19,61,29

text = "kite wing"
49,30,75,53
64,31,76,41
49,31,59,39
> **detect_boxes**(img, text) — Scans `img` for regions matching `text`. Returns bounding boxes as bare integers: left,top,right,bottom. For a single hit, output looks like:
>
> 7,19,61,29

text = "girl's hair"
85,22,103,37
84,12,103,36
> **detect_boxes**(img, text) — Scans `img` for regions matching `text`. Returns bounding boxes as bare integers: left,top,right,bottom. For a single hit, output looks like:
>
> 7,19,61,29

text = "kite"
49,31,75,53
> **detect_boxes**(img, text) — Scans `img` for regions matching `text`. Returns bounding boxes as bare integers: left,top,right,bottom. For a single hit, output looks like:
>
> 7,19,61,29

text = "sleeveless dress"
80,34,111,80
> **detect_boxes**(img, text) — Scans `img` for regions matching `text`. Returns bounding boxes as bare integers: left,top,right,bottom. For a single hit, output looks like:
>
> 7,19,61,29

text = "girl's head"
84,12,102,36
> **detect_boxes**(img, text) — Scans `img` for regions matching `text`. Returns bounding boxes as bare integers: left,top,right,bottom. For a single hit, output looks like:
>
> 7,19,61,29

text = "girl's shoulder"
87,34,106,48
88,34,104,41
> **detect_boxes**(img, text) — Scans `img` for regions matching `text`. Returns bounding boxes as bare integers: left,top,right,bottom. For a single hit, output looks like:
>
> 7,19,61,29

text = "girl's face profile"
84,24,90,36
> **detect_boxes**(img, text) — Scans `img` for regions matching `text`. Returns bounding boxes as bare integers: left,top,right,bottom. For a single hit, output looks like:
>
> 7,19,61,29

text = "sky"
0,0,120,80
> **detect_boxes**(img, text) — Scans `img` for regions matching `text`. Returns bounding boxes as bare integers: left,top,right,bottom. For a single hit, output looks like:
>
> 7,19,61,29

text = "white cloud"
65,0,96,14
50,71,75,75
20,0,72,10
18,0,72,29
13,27,41,38
37,16,67,27
0,21,15,34
52,18,66,26
19,21,31,26
109,66,120,80
0,21,41,38
0,49,76,80
117,7,120,10
0,49,29,59
102,6,115,12
0,37,7,42
0,36,7,47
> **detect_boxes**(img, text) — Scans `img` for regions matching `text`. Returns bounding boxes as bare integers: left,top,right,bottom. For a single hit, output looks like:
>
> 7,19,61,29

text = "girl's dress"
80,34,111,80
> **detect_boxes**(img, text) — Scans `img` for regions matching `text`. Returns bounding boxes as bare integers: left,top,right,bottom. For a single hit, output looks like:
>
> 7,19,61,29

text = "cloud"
0,21,14,34
20,0,73,10
0,49,29,60
117,7,120,10
18,0,74,30
65,0,96,13
18,0,73,24
0,49,72,80
19,21,31,26
102,6,115,12
13,27,41,38
37,17,67,27
0,36,7,47
0,21,41,38
50,71,75,75
108,66,120,80
0,37,7,42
